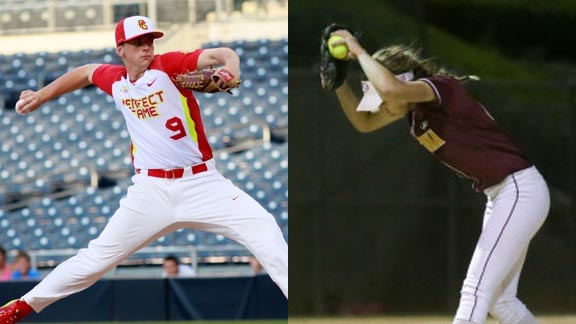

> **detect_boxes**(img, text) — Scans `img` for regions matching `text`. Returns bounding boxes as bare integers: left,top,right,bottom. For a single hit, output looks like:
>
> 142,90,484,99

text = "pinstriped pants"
455,166,549,324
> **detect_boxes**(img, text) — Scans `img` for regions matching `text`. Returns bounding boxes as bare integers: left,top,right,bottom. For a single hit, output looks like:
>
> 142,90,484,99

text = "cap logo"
138,19,148,30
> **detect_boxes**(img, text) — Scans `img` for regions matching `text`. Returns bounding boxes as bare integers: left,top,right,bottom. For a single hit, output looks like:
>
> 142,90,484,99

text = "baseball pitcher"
0,16,287,323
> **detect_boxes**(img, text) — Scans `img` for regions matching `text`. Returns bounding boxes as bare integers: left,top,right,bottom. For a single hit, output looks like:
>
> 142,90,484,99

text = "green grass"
37,321,286,324
288,315,576,324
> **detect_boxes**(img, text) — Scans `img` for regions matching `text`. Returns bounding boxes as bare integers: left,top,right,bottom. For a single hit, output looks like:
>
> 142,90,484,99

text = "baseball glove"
173,67,240,94
320,23,358,91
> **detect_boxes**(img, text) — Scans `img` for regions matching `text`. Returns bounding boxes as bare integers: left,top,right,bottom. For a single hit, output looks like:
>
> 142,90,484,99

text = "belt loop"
192,162,208,174
166,169,180,179
174,169,184,178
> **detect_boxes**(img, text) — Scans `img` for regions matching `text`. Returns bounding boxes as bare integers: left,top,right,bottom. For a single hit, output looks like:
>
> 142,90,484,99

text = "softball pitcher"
320,24,549,324
0,16,287,323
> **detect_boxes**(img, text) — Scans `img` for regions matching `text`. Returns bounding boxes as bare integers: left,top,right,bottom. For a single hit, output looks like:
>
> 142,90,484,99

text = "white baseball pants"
22,160,288,312
454,166,549,324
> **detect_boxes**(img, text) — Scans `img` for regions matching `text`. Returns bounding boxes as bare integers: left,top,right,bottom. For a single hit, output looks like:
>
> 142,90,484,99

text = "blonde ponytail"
372,44,478,82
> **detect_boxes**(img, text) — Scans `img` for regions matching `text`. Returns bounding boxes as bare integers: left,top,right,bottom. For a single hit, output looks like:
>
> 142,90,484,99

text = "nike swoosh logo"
147,78,157,87
232,195,240,200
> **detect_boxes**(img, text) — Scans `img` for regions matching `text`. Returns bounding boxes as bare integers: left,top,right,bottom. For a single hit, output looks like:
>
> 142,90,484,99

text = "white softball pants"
22,161,288,312
454,166,549,324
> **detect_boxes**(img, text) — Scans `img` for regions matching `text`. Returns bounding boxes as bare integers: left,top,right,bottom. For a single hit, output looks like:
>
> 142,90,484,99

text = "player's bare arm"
328,29,437,133
357,53,436,103
197,47,241,81
16,63,101,115
335,80,406,133
333,29,437,106
322,26,438,123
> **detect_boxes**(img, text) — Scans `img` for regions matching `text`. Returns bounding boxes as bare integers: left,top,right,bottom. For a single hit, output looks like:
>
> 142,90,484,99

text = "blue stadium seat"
0,40,288,252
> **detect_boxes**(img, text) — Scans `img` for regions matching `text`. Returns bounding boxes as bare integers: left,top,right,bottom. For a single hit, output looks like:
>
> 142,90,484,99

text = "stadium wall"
0,275,287,321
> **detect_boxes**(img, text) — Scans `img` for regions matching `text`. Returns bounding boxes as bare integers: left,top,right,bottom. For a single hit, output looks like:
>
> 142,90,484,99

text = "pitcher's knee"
73,245,126,277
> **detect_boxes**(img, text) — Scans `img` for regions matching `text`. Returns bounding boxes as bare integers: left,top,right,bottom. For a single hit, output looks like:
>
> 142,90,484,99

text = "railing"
0,0,286,35
9,244,254,276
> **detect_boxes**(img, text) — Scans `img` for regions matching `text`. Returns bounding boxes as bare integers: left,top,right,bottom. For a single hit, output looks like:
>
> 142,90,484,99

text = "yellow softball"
328,35,349,60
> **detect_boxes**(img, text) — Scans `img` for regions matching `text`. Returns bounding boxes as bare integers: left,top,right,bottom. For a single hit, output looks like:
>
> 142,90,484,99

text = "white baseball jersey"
92,50,212,169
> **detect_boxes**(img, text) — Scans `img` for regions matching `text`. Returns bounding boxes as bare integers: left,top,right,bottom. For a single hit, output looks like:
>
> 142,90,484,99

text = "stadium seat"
0,39,288,256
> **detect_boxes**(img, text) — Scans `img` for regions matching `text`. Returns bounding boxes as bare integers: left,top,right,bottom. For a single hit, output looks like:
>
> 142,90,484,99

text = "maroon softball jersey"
408,76,532,191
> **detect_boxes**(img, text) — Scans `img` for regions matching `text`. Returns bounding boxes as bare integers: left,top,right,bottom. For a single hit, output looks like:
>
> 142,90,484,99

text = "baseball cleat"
0,300,33,324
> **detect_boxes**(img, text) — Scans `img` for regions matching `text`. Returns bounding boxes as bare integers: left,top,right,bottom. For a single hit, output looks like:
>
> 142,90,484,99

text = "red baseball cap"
115,16,164,46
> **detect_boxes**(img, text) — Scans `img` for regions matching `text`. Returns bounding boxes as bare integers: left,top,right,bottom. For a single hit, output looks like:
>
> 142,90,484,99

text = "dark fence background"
289,0,576,316
289,68,576,315
0,275,287,321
